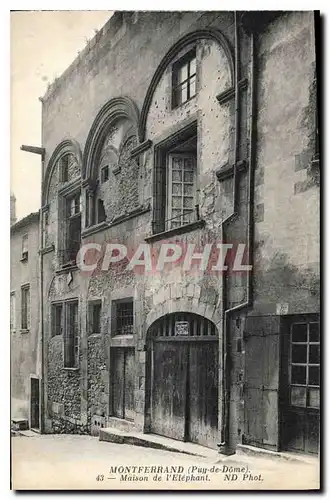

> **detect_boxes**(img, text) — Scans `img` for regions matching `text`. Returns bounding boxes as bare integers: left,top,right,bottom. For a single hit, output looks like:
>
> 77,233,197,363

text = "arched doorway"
147,312,219,449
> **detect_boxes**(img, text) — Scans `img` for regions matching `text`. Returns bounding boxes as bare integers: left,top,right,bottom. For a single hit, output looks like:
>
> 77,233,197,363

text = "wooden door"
149,313,219,447
188,340,218,448
151,341,187,441
30,378,40,429
111,348,135,421
124,349,135,421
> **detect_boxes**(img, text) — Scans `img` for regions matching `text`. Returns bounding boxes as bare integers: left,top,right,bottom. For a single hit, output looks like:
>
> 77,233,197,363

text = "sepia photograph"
10,8,321,491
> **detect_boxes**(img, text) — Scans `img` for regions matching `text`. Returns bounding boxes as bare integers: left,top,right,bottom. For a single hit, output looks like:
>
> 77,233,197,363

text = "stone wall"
10,214,40,422
253,11,319,315
87,334,108,426
47,336,83,432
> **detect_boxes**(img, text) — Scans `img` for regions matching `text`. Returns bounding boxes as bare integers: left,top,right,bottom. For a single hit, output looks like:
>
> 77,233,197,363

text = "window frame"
172,48,197,109
21,284,30,331
88,300,102,335
21,234,29,261
166,153,197,231
60,155,69,182
60,189,82,266
112,298,134,337
289,320,320,409
51,302,64,336
97,198,106,224
101,165,109,183
51,300,80,369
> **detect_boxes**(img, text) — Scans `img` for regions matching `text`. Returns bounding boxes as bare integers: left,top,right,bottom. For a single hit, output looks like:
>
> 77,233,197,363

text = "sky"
11,11,113,220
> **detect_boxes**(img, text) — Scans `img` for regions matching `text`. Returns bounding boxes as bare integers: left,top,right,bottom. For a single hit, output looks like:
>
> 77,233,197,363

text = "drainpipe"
218,23,257,454
40,216,45,432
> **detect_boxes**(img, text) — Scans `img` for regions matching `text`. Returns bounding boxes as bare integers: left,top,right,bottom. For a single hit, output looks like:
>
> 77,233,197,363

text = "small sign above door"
175,321,189,336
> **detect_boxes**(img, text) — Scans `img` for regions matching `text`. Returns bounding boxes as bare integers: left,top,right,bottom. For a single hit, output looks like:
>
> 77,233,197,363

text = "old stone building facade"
11,210,41,430
39,11,319,455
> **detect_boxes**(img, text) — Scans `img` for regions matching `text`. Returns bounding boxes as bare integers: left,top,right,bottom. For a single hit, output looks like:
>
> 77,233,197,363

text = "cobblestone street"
11,433,319,490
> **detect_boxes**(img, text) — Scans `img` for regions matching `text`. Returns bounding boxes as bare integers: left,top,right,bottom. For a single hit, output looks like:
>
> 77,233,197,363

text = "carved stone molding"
42,139,83,205
83,96,139,180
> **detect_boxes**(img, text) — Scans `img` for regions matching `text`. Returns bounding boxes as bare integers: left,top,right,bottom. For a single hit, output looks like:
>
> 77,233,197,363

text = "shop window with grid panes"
290,321,320,409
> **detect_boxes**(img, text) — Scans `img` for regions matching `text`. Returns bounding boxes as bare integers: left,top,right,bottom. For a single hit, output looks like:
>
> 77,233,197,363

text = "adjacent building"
37,11,319,455
11,209,41,430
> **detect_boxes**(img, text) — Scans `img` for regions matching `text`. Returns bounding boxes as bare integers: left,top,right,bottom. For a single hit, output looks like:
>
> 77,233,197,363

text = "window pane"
172,196,182,209
190,57,196,76
184,183,194,196
183,197,194,209
309,345,320,364
178,63,188,83
75,195,81,214
291,365,306,385
70,198,75,216
189,76,196,98
183,210,193,224
178,82,188,104
308,366,319,386
172,183,182,195
290,386,306,407
172,170,182,182
309,322,319,343
184,157,194,170
55,305,63,335
308,388,320,408
22,235,28,253
291,344,307,364
172,156,182,167
171,209,182,223
184,170,194,183
292,323,307,342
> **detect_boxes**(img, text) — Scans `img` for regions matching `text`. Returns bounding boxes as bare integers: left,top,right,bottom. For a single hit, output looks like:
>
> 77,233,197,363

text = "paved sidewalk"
11,433,320,491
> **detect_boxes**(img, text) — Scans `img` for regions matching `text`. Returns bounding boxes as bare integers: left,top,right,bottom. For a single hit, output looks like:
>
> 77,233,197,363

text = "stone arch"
144,304,221,446
83,97,140,180
42,139,83,205
145,297,222,340
138,28,235,142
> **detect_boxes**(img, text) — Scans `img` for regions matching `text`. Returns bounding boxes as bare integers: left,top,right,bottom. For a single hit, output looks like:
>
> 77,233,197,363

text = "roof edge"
10,211,40,233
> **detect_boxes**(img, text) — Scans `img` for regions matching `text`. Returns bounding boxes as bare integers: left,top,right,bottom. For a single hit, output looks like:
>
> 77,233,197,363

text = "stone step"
99,427,217,458
106,417,137,433
11,419,29,431
236,444,319,465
